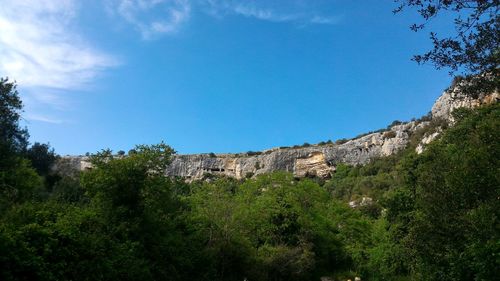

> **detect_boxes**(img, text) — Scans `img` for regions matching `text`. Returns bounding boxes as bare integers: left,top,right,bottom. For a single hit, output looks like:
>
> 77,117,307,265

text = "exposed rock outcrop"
294,152,335,178
165,123,419,181
431,87,498,121
51,155,91,176
415,130,441,154
56,87,497,181
415,86,499,153
349,197,373,208
59,122,419,180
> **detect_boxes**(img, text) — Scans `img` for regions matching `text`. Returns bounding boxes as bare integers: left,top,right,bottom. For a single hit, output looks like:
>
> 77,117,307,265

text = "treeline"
1,78,498,280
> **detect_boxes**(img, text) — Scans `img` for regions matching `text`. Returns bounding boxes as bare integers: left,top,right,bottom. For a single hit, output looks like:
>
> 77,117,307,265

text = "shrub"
383,131,397,139
388,120,402,128
255,162,261,170
335,138,349,145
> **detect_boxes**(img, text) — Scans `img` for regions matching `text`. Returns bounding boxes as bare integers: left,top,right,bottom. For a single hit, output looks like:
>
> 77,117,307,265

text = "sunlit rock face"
294,152,335,178
51,156,91,176
415,130,441,154
57,88,497,181
61,130,413,181
159,127,414,181
431,88,499,121
413,87,499,154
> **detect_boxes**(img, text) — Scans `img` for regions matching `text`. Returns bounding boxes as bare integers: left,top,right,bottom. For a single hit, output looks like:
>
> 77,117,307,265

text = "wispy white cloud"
0,0,339,125
109,0,191,39
0,0,118,123
309,15,341,25
24,113,64,124
202,0,340,25
0,0,118,90
231,4,298,22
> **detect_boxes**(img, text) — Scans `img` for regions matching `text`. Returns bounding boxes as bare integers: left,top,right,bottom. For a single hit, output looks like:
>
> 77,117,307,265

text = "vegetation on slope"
1,77,499,280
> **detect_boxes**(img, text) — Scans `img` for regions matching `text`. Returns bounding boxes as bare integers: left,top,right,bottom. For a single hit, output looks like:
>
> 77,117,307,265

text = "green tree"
188,177,253,281
0,78,29,158
394,0,499,95
0,201,154,281
406,104,500,280
81,143,203,280
0,158,42,213
188,172,372,280
25,142,58,177
0,78,42,212
25,142,61,191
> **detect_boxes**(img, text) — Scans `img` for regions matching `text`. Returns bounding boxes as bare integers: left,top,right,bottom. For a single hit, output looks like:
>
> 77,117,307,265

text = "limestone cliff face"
431,87,498,121
164,120,425,180
414,87,499,153
294,152,335,178
58,122,420,180
51,155,91,176
57,88,497,180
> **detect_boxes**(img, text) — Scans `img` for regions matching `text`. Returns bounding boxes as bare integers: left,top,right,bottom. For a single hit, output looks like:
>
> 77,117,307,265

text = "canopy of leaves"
394,0,499,96
0,77,498,280
406,103,499,280
0,78,29,163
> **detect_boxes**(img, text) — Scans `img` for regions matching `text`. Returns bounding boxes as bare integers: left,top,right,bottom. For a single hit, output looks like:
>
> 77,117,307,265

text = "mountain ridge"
55,86,498,181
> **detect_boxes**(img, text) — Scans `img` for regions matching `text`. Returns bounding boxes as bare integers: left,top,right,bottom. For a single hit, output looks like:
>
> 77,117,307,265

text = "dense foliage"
395,0,499,96
0,79,498,280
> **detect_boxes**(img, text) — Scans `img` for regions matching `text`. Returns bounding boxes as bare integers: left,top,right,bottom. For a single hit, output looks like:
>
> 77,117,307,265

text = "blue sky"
0,0,456,155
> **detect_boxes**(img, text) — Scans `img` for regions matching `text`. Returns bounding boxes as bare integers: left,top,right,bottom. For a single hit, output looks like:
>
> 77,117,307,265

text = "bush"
318,140,333,146
255,162,261,170
25,142,59,176
335,138,349,145
383,131,397,139
388,120,402,128
406,104,500,280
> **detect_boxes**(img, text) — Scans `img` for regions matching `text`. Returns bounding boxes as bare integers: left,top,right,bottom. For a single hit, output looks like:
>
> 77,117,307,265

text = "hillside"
57,86,498,181
1,75,499,281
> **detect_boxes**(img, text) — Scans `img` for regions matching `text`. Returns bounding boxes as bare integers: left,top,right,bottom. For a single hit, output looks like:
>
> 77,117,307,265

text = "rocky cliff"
164,121,425,181
56,87,497,180
431,86,499,121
